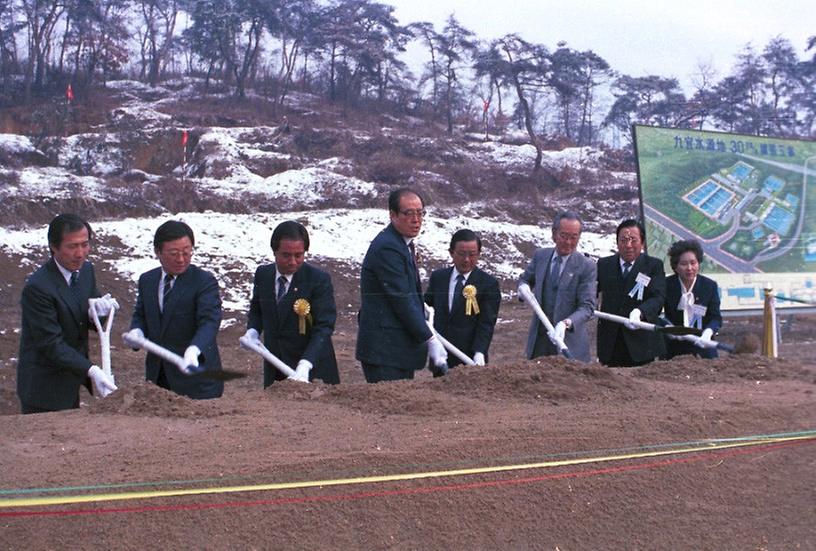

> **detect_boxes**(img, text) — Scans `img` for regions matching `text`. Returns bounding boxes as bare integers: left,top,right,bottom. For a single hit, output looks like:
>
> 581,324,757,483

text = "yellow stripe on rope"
2,433,813,509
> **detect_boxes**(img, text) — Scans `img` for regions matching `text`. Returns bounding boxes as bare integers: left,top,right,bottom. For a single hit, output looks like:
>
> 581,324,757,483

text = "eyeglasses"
617,236,641,245
164,248,194,259
556,231,580,242
399,209,426,218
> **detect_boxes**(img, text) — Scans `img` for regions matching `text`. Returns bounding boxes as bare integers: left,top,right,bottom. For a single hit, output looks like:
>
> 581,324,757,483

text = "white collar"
53,259,75,285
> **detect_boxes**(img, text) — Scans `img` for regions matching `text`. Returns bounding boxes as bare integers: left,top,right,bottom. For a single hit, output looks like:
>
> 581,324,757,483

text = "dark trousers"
362,363,414,383
21,395,79,414
604,336,652,367
156,364,171,390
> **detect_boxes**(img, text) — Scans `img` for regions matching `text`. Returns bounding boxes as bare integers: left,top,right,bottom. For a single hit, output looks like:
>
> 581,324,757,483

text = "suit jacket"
248,262,339,386
424,266,501,368
17,259,99,411
131,264,223,399
596,252,666,365
664,273,722,359
356,223,432,372
519,248,597,362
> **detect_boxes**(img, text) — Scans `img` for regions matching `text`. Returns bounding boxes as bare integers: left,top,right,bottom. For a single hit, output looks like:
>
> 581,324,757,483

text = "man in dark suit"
424,229,501,373
241,221,339,386
356,188,447,382
518,211,597,362
17,213,117,413
126,220,223,399
596,219,666,367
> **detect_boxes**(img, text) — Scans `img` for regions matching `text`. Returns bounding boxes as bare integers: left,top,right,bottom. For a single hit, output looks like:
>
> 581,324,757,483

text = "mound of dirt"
87,381,224,418
635,354,816,385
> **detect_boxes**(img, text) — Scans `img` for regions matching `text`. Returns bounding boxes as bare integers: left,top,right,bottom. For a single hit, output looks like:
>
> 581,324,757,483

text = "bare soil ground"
1,255,815,550
2,87,814,549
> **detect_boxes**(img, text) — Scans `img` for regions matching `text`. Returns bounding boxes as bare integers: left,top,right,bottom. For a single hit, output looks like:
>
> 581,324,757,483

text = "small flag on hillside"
181,130,188,182
66,84,74,103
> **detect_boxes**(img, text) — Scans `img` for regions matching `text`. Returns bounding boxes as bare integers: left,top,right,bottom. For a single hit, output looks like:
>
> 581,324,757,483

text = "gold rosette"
462,284,480,315
293,298,312,335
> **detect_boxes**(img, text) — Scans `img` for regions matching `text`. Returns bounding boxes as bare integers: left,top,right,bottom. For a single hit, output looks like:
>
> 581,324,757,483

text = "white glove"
239,328,261,350
88,364,117,398
693,328,715,349
427,335,448,370
553,321,567,343
88,293,119,318
517,282,532,300
425,305,435,325
123,327,144,349
625,308,642,330
183,345,202,373
293,359,312,383
473,352,485,366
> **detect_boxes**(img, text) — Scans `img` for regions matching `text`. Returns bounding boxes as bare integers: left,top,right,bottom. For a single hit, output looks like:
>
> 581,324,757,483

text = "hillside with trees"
1,0,814,158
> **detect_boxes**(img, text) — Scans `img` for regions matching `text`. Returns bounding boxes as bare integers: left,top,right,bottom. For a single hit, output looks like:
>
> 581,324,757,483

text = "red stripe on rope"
1,439,810,519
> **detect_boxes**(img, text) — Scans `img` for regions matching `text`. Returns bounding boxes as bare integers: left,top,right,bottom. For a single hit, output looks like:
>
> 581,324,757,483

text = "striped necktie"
277,276,288,303
162,273,174,312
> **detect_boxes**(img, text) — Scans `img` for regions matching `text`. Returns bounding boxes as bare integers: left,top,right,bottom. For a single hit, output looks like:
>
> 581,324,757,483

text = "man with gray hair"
518,211,596,362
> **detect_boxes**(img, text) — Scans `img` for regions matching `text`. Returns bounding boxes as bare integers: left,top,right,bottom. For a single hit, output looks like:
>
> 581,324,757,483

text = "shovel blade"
657,325,703,336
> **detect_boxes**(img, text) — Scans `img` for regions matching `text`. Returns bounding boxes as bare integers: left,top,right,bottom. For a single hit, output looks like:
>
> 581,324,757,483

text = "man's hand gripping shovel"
424,305,476,370
237,332,306,383
123,330,247,381
593,310,735,353
517,283,573,359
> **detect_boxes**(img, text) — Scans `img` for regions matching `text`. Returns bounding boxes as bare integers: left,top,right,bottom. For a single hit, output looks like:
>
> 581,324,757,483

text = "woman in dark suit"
664,239,722,359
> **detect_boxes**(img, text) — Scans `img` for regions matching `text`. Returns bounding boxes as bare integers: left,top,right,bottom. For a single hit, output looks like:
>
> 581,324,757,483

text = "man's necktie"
547,255,562,292
277,275,288,303
408,241,421,290
451,273,465,312
162,273,174,312
622,262,632,277
69,271,82,303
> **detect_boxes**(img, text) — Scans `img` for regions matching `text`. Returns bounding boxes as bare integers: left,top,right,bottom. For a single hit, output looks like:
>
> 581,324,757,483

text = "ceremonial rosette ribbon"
462,284,480,315
293,298,312,335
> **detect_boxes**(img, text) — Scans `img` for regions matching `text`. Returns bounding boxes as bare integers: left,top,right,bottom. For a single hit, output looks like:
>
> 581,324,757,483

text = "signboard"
633,124,816,311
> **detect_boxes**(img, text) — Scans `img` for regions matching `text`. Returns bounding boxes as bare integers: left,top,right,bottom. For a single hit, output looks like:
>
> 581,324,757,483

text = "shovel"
424,305,476,366
88,297,117,379
517,284,573,359
238,334,303,382
123,331,246,381
594,310,734,353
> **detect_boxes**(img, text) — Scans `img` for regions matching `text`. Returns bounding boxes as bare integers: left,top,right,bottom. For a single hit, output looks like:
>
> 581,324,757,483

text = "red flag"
483,100,489,113
66,84,74,102
181,130,188,146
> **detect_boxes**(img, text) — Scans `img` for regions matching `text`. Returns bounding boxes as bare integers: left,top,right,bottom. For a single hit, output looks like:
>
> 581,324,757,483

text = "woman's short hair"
667,239,704,271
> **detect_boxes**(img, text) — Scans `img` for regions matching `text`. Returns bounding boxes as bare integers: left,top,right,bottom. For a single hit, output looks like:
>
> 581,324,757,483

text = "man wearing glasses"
126,220,224,398
424,229,501,373
356,188,448,382
596,218,666,367
518,211,597,362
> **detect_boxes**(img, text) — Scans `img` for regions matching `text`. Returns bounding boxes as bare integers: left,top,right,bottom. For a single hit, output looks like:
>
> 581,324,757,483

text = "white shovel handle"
424,305,476,366
123,332,196,375
593,310,656,331
594,310,734,352
88,298,116,377
238,337,301,381
518,285,572,359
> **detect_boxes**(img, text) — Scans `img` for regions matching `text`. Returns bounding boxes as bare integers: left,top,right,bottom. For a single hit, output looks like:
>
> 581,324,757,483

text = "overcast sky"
387,0,814,92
